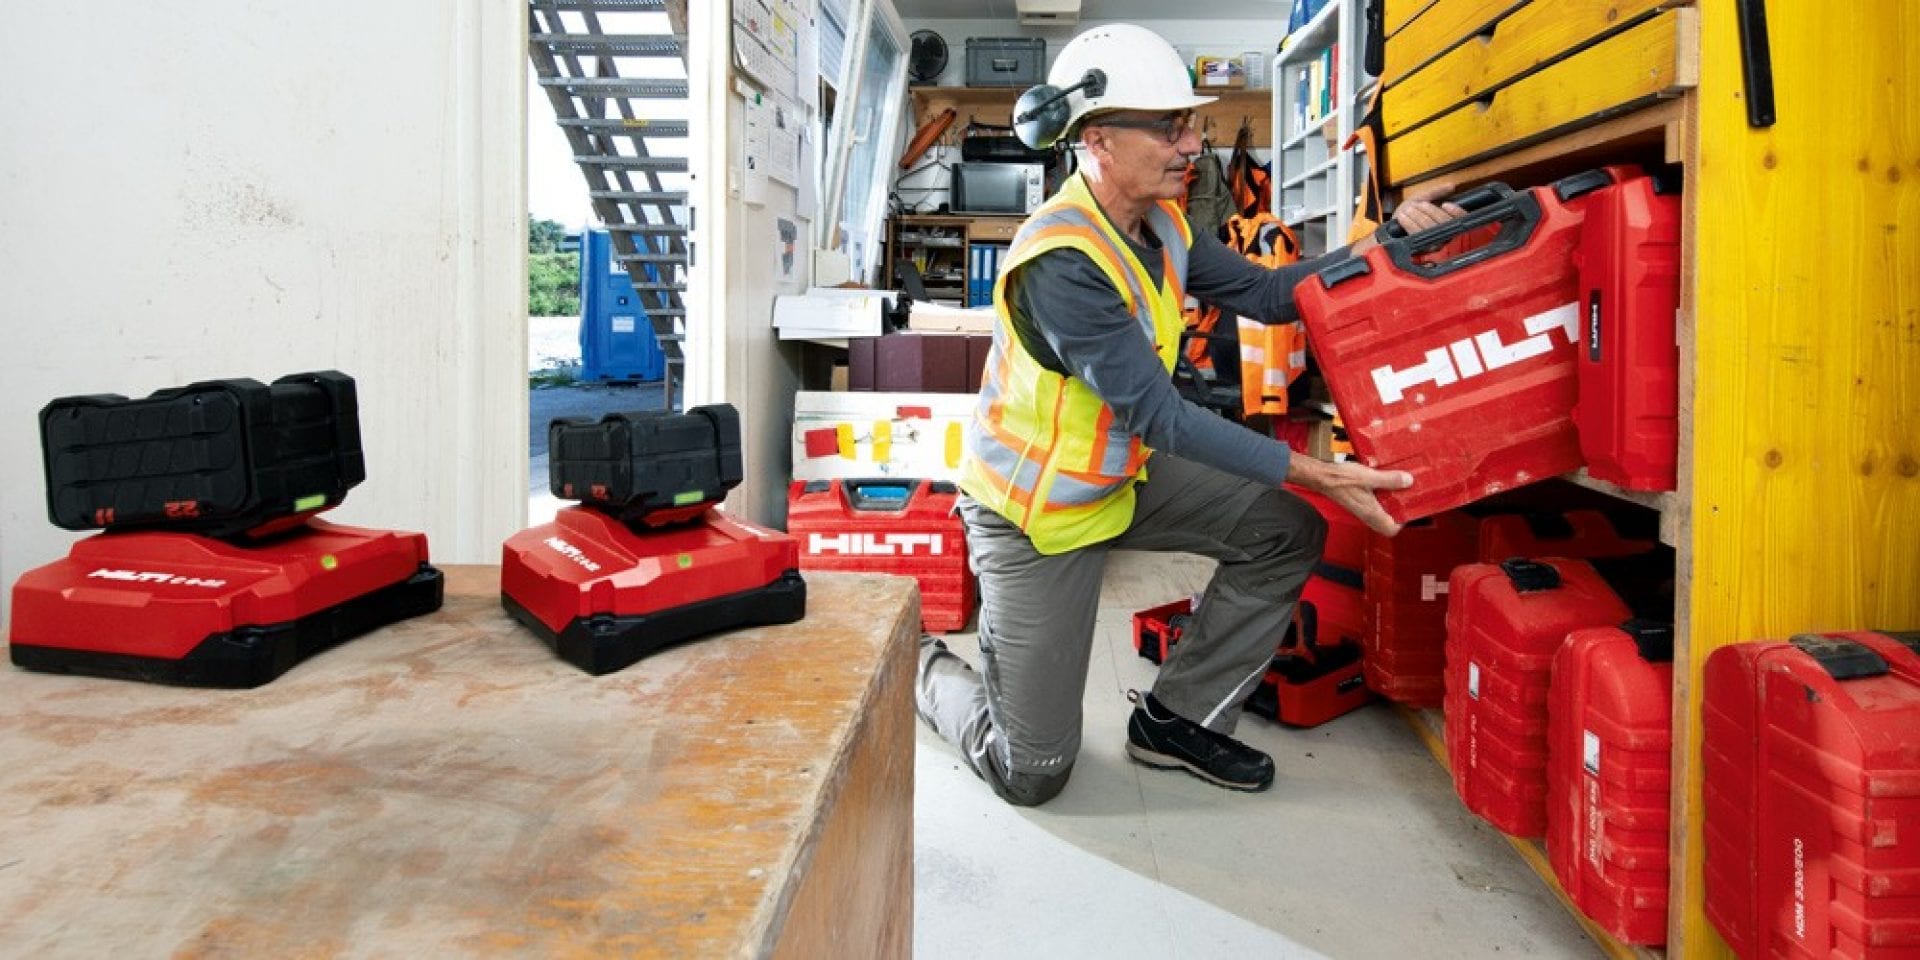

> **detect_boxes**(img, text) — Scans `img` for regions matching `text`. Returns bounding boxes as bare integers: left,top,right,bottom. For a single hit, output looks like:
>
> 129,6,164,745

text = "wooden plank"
1384,0,1529,89
1561,469,1683,547
1386,9,1696,186
1384,0,1675,136
1395,706,1665,960
1384,0,1441,39
0,566,919,958
1672,0,1920,955
1395,99,1683,192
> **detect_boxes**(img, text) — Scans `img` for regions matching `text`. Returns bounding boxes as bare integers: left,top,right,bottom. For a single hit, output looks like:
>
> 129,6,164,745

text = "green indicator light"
673,490,704,506
294,494,326,512
677,554,693,569
320,554,339,571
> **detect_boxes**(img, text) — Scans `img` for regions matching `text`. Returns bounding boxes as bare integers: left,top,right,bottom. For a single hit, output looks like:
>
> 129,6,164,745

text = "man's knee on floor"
995,765,1073,807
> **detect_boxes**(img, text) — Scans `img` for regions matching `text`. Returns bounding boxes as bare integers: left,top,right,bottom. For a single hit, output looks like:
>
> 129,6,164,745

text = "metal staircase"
528,0,692,405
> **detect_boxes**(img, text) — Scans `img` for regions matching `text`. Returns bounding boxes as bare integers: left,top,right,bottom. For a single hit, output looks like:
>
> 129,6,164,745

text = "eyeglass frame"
1078,110,1198,146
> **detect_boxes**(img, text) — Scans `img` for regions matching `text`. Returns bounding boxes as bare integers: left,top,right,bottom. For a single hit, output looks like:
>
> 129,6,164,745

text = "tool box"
11,371,442,687
39,370,364,539
1703,630,1920,958
1547,620,1675,947
1444,557,1632,837
787,478,975,634
503,404,804,675
1476,509,1654,564
1132,597,1194,665
1244,600,1371,728
1363,509,1481,706
1295,171,1621,522
1573,171,1682,492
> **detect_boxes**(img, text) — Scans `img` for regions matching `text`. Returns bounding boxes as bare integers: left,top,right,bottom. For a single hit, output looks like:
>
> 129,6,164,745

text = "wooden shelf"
1560,469,1684,548
1396,706,1665,960
907,86,1274,148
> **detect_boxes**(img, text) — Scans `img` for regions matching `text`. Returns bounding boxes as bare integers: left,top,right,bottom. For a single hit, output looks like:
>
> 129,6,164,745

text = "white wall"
0,1,527,625
688,2,811,528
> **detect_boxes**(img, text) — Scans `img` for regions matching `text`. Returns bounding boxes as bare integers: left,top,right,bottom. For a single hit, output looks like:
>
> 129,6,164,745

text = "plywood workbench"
0,566,917,958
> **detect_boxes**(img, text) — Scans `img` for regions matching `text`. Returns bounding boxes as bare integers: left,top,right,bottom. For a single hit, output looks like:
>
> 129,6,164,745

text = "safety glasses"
1086,110,1196,146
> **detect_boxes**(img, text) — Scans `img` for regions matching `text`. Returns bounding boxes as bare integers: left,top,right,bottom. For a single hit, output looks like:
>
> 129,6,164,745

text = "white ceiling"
891,0,1289,21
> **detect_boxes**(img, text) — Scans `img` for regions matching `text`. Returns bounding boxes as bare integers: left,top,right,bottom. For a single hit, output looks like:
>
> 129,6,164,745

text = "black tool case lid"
39,370,364,538
547,403,743,525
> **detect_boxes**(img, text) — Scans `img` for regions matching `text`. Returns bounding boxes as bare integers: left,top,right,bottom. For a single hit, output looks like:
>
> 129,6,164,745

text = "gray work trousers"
917,452,1327,806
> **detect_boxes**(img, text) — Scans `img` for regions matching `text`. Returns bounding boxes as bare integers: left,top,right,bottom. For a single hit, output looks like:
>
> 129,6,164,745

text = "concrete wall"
0,1,527,625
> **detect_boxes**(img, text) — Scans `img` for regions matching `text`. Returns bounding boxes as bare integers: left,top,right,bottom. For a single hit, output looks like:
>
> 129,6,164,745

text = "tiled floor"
912,550,1598,959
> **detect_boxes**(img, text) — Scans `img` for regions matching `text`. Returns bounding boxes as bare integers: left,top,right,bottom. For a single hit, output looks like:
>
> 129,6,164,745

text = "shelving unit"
1271,0,1370,254
1371,1,1920,957
883,214,1021,308
906,86,1276,154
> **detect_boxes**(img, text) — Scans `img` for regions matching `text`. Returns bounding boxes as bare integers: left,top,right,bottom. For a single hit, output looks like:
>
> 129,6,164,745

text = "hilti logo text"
1369,303,1579,405
87,568,227,589
1420,575,1449,602
807,533,945,556
544,537,602,573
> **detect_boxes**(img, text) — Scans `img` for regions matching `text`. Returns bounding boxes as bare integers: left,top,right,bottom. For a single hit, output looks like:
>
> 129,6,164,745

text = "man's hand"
1348,180,1469,256
1285,455,1414,537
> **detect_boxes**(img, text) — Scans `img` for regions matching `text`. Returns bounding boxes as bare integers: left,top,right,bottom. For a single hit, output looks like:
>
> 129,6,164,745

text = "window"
816,0,907,286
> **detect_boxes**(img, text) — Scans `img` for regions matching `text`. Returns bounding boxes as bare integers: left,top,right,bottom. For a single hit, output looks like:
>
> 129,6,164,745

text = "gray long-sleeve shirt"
1006,218,1345,488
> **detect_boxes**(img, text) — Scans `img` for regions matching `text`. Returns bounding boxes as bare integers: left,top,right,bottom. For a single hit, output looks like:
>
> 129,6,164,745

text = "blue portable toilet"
578,230,666,382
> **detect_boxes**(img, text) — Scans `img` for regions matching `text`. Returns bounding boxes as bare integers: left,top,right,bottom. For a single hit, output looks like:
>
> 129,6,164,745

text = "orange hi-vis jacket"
959,172,1194,555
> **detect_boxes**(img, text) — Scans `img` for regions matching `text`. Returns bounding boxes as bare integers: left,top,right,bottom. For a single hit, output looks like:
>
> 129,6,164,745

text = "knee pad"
996,765,1074,807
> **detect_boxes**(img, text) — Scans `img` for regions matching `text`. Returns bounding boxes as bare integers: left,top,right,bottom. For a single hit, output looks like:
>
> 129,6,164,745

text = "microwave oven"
950,162,1046,215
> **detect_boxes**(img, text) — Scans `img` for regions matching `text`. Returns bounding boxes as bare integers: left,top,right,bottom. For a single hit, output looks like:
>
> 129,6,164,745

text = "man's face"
1082,110,1202,203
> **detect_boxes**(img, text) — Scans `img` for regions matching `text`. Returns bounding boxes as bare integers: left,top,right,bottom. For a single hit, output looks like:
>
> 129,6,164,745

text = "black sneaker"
1125,690,1275,792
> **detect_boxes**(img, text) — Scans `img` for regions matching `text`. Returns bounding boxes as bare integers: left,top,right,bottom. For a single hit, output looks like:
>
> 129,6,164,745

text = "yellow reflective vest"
959,172,1193,555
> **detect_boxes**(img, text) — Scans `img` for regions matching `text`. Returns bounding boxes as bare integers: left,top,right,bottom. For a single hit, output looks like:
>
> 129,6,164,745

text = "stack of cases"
787,478,975,634
1444,557,1630,836
1547,620,1675,946
1703,630,1920,957
1364,510,1480,706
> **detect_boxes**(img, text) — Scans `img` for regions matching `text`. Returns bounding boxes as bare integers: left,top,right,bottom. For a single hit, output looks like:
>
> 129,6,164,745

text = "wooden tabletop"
0,565,918,958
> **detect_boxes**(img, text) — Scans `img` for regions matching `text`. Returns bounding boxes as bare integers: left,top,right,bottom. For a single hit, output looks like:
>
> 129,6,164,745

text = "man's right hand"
1285,455,1414,537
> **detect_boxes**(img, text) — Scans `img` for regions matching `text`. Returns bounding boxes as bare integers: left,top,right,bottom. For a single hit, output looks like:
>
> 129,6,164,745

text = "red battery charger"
1703,630,1920,958
1296,171,1622,522
9,372,443,688
501,405,805,675
787,478,975,634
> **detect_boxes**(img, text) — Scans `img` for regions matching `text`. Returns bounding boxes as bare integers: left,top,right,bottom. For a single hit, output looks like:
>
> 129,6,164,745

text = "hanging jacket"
1182,148,1235,242
1226,122,1273,219
960,172,1193,555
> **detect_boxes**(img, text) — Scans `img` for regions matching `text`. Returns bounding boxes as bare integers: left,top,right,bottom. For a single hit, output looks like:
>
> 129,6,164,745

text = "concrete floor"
525,320,1600,957
911,551,1600,960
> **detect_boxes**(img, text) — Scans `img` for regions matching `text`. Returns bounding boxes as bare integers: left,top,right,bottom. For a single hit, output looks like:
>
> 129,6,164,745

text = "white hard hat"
1050,24,1214,135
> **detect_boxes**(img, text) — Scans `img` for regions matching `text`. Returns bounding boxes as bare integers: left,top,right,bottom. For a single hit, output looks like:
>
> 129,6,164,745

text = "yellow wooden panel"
1386,9,1695,185
1384,0,1440,39
1384,0,1672,137
1675,0,1920,956
1384,0,1526,87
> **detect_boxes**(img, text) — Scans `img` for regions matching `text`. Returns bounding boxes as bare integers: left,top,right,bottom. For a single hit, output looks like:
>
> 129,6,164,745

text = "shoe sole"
1125,741,1273,793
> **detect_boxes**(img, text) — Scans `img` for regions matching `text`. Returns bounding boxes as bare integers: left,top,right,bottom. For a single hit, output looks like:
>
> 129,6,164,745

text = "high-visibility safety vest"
959,172,1193,555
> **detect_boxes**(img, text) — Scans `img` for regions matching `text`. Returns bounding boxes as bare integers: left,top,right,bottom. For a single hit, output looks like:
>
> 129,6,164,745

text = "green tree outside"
529,217,579,316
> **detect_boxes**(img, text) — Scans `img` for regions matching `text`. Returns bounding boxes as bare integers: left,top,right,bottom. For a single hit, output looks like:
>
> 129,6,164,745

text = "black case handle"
1379,185,1541,279
1621,619,1675,663
1499,557,1561,593
1789,633,1890,680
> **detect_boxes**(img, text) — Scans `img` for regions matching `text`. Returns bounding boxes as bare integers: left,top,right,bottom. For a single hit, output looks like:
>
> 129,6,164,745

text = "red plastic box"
1363,510,1480,706
1444,557,1631,837
1573,174,1681,491
1477,509,1654,564
1547,621,1675,946
787,478,975,633
1296,172,1620,522
1703,630,1920,958
1245,598,1371,728
1132,597,1193,665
